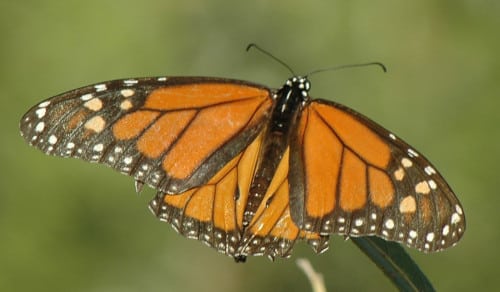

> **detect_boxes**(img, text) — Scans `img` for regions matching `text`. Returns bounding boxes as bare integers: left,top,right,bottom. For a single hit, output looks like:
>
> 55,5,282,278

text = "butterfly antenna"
306,62,387,77
246,43,296,76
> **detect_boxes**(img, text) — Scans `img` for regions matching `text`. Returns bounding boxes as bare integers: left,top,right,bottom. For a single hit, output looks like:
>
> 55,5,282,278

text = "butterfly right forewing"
289,99,465,252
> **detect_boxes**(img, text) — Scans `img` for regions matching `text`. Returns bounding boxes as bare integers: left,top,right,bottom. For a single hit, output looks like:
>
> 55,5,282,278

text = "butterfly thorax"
242,77,310,227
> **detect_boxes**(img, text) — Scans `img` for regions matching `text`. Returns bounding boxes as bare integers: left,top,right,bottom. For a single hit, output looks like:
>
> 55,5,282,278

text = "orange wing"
149,132,328,260
20,77,272,194
20,73,465,260
289,100,465,252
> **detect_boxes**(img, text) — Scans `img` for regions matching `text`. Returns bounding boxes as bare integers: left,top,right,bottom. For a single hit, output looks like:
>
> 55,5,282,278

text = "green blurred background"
1,1,498,291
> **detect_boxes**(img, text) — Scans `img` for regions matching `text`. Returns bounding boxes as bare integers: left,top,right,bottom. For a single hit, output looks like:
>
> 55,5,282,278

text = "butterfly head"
280,76,311,109
286,76,310,96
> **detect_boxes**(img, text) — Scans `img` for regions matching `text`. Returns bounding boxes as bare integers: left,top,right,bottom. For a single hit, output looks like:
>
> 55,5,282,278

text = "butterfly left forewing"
20,77,273,195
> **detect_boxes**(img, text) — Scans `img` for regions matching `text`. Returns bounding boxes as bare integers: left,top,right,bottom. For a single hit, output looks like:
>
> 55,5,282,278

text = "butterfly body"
243,77,309,228
20,74,465,261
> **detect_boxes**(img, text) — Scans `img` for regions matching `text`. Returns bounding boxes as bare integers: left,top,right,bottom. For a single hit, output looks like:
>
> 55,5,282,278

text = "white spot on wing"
35,122,45,132
120,89,135,97
38,101,51,108
384,219,395,230
93,143,104,152
415,181,431,195
124,79,138,85
428,179,437,190
408,148,419,157
401,157,413,168
451,213,461,224
424,166,436,175
48,135,58,145
394,167,405,181
84,98,103,111
442,225,450,236
399,196,416,213
84,116,106,133
94,84,107,92
81,93,93,101
35,108,46,118
120,99,133,110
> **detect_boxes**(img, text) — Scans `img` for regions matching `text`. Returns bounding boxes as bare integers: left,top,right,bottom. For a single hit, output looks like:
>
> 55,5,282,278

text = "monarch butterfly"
19,49,465,262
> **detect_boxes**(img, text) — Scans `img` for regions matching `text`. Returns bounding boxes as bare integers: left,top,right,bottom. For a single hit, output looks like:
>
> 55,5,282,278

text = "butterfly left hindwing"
149,131,329,260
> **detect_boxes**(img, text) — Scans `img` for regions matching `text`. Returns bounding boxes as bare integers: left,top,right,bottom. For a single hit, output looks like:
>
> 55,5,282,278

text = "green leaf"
352,237,435,292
